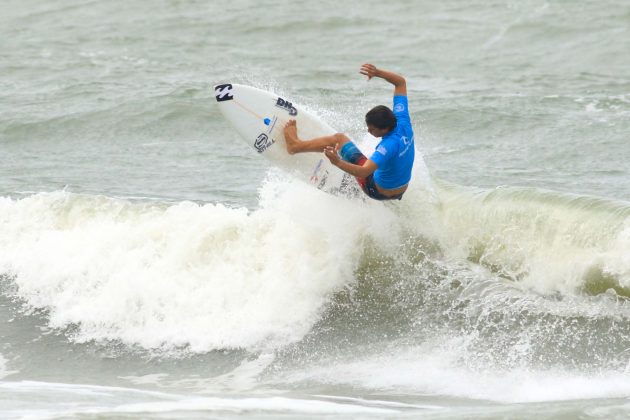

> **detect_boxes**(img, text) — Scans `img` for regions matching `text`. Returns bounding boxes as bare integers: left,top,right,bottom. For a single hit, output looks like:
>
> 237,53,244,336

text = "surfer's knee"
333,133,350,145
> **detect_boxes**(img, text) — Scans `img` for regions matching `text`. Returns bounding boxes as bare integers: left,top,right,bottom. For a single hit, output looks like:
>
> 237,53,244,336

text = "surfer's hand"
360,63,379,80
324,144,340,165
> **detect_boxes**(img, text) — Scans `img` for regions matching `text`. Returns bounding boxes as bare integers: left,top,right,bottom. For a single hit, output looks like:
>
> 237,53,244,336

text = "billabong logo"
215,84,234,102
254,133,274,153
275,97,298,116
394,103,405,113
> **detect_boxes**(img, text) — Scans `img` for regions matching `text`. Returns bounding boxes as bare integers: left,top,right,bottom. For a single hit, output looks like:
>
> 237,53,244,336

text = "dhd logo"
275,97,298,116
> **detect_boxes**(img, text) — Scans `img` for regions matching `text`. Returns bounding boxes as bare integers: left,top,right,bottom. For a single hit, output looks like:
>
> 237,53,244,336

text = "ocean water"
1,0,630,418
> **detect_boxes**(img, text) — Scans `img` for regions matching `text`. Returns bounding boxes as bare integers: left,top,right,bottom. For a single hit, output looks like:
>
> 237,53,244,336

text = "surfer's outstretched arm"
360,63,407,96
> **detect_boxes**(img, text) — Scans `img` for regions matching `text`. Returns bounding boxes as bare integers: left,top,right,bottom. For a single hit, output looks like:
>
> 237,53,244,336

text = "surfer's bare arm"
360,63,407,96
324,145,377,178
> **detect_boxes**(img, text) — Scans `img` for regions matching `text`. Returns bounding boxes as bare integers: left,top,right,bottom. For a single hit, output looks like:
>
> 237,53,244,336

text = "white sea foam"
0,176,400,352
104,396,399,416
279,343,630,403
0,381,402,418
1,168,628,353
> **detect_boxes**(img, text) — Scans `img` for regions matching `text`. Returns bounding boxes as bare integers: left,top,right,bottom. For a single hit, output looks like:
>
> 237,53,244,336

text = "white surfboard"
214,83,359,197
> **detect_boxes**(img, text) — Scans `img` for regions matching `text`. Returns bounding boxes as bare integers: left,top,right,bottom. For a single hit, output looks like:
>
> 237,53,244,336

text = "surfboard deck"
214,83,360,197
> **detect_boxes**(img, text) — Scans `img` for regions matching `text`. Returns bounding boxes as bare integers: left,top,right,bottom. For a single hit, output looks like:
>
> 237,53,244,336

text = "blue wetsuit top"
369,95,415,189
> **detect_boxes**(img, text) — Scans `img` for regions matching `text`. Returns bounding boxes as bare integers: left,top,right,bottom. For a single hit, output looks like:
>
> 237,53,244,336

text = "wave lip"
435,182,630,295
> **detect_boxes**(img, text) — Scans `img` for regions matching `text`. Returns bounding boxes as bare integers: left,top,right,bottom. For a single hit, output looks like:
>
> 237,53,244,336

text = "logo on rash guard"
376,145,388,155
399,136,414,156
394,103,405,113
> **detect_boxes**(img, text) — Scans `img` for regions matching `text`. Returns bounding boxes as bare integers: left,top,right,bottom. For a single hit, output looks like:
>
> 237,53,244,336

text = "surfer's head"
365,105,397,137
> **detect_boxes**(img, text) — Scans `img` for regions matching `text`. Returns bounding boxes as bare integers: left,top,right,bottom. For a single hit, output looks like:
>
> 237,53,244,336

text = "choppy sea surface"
1,0,629,418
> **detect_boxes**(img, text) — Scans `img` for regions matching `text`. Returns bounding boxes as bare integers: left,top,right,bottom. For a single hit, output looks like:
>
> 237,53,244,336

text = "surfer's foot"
283,120,302,154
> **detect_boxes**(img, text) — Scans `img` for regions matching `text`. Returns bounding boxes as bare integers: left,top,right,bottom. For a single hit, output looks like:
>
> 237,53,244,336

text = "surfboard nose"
214,84,234,102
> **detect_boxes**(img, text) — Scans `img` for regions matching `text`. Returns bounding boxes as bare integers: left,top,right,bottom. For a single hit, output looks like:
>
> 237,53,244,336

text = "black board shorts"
339,142,404,201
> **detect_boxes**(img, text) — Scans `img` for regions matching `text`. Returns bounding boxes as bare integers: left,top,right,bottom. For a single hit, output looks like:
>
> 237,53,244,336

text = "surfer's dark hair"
365,105,397,131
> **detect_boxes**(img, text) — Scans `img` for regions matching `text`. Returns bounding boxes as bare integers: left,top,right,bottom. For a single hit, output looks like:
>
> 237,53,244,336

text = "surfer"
283,63,414,200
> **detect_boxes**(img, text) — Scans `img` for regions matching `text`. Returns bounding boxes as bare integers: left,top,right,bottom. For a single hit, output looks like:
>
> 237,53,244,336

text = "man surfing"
283,63,414,200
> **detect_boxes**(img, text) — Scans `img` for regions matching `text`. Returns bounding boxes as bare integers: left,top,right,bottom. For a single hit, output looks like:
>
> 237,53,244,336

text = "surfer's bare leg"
283,120,349,154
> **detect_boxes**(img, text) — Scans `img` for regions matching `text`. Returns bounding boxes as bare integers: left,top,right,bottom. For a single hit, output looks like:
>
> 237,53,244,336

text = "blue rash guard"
369,95,415,189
